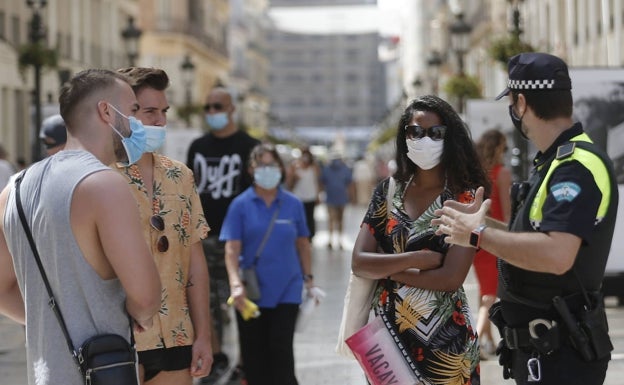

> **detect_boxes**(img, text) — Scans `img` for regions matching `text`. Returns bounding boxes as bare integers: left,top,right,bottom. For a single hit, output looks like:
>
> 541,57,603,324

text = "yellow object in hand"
227,296,260,320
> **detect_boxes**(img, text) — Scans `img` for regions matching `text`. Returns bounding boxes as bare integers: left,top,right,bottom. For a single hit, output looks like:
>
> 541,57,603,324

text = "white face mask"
406,137,444,170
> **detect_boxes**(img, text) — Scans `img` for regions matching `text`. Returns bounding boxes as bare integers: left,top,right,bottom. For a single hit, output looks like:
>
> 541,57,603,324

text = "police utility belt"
493,291,613,362
501,317,559,353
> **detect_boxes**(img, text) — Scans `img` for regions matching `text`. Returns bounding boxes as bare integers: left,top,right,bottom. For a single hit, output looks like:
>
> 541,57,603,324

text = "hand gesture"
432,186,491,247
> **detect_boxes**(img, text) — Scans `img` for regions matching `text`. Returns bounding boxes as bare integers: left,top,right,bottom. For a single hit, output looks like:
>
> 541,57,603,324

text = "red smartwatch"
469,224,488,249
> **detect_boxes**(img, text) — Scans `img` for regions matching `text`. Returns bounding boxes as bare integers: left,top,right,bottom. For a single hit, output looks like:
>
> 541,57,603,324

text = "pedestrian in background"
319,152,354,250
434,52,618,384
222,143,313,385
286,147,320,240
186,86,260,382
116,67,213,384
352,154,375,205
474,128,512,359
39,114,67,157
0,68,161,385
0,144,15,189
352,95,488,384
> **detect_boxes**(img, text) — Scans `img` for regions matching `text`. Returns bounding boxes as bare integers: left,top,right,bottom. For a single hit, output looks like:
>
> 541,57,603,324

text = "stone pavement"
2,203,624,385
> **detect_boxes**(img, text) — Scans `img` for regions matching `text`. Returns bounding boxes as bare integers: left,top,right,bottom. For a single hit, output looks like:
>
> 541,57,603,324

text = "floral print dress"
363,178,480,385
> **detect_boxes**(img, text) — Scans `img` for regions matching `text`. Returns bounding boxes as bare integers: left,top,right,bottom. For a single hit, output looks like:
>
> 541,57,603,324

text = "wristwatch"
469,224,488,249
303,274,314,282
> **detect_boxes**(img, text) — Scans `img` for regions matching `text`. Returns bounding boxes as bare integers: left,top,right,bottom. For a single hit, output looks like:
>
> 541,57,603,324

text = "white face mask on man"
405,137,444,170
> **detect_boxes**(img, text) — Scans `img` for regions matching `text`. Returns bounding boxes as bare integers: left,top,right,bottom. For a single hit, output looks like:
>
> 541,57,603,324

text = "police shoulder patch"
550,182,581,202
556,142,576,159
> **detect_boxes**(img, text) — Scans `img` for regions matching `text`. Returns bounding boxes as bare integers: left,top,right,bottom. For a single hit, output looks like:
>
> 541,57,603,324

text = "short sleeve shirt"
532,125,602,243
220,187,309,308
116,153,209,350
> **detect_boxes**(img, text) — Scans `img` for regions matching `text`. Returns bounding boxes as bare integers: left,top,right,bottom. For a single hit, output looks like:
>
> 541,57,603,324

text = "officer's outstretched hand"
432,186,491,247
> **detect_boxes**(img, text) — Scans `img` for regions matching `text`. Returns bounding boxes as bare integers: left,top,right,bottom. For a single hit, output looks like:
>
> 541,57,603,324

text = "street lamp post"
449,12,472,113
509,0,524,39
121,16,142,67
426,50,443,94
179,54,195,127
26,0,47,163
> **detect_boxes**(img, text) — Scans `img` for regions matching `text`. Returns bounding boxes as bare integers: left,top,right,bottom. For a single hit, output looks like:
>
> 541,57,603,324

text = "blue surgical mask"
254,166,282,190
144,125,166,152
108,104,147,165
205,112,229,130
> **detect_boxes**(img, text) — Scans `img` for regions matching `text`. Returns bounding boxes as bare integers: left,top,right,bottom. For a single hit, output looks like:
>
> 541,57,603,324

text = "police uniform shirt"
532,123,602,243
501,123,605,324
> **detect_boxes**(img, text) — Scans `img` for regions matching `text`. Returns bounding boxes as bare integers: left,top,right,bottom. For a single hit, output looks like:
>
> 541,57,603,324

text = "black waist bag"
79,334,138,385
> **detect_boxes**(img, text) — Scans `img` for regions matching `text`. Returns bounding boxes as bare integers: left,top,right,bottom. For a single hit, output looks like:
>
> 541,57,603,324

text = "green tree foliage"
488,35,534,68
18,42,58,78
443,74,482,100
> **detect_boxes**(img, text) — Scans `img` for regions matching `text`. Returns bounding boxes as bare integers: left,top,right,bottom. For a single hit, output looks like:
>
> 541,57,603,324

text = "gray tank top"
4,150,131,385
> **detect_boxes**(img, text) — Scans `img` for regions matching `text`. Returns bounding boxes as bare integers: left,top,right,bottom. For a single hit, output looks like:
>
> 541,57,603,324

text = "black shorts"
138,345,192,381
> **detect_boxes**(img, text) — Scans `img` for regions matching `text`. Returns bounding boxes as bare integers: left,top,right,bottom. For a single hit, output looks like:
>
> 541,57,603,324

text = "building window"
0,12,5,40
11,15,20,46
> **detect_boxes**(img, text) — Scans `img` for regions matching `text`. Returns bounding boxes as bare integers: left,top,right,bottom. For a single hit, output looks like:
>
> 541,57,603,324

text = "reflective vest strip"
529,133,611,226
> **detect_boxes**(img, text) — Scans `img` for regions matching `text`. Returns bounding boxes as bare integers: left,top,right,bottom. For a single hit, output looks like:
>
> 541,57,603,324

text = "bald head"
206,87,232,105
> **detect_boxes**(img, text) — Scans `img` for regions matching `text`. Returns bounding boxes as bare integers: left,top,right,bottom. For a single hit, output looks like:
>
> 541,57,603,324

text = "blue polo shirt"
220,187,310,308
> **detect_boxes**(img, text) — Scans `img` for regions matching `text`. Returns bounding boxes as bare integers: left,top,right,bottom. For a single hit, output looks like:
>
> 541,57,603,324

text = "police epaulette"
556,142,576,159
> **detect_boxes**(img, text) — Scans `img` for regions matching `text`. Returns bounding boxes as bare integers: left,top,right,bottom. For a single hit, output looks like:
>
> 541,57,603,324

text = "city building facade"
136,0,230,130
229,0,271,137
0,0,137,164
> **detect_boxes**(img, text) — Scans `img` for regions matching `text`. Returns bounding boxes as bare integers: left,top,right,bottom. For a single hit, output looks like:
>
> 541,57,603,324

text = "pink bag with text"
345,316,420,385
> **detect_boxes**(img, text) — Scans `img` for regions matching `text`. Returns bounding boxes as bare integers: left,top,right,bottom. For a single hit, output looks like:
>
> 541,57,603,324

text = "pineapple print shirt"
116,153,210,351
363,178,480,385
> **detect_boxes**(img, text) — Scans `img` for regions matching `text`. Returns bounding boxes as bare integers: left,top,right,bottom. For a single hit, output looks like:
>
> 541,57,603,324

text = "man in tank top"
0,69,162,385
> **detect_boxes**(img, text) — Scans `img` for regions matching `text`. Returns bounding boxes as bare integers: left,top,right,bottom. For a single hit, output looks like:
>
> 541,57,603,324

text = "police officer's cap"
39,114,67,148
495,52,572,100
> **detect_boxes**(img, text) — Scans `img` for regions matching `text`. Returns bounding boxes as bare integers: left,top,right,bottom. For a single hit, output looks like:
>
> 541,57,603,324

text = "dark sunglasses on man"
203,103,225,112
404,125,447,141
150,214,169,253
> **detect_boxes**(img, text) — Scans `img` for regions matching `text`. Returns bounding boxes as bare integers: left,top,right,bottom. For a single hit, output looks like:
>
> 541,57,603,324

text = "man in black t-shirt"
186,87,260,383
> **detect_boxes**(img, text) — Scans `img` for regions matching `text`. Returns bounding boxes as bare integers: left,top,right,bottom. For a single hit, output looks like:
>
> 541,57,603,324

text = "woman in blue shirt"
221,143,313,385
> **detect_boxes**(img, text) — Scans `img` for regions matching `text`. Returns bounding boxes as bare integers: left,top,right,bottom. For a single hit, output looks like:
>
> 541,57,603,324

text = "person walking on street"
222,143,313,385
0,68,162,385
352,154,375,205
352,95,488,384
320,152,354,250
434,52,618,385
286,147,320,240
0,144,15,189
116,67,213,384
474,129,512,359
186,86,260,382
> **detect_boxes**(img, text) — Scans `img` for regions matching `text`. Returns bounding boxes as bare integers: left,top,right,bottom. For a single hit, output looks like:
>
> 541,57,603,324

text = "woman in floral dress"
352,95,489,385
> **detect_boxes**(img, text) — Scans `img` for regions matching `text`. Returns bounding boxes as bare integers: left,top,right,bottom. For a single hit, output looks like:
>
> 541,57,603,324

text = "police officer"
433,52,618,384
40,114,67,156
